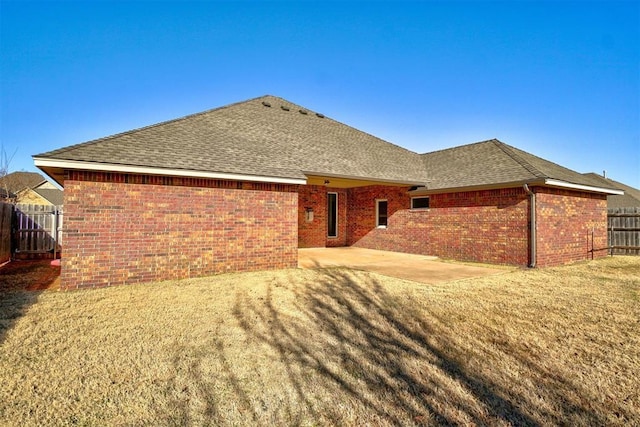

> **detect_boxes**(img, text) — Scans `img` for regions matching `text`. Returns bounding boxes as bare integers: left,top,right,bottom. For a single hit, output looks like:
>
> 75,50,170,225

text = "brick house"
33,95,622,289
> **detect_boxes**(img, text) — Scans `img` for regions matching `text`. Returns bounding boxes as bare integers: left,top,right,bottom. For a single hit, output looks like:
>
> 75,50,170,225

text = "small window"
376,199,388,228
411,196,430,209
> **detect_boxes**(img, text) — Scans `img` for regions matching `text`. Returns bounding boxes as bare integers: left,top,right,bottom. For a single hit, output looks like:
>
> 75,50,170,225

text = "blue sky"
2,1,639,187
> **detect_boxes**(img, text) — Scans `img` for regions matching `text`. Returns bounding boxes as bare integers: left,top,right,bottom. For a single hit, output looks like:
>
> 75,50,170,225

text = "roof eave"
409,179,625,195
543,179,624,195
303,170,427,187
33,157,307,186
409,180,535,195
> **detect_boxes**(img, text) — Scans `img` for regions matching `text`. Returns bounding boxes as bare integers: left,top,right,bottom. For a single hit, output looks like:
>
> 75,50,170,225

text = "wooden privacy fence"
0,203,12,264
608,207,640,255
14,204,63,258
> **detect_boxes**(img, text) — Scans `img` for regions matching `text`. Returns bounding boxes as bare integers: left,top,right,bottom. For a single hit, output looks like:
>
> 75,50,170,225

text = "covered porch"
298,174,424,249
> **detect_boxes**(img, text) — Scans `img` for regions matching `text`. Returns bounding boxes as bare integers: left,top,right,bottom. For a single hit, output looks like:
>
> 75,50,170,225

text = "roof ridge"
492,140,547,179
34,95,274,158
420,138,500,156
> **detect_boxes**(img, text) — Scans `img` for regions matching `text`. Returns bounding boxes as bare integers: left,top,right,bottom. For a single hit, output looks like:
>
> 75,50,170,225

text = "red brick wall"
350,187,530,265
62,171,298,289
535,187,608,267
297,185,347,247
346,186,410,247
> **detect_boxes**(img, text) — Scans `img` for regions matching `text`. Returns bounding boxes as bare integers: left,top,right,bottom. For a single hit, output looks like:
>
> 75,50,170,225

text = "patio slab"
298,247,509,284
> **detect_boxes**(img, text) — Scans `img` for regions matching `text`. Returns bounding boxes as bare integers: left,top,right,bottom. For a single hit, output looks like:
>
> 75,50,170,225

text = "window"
327,192,338,238
411,196,430,209
376,199,388,228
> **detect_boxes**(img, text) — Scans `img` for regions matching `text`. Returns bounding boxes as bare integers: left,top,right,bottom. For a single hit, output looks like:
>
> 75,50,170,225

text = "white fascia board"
544,179,624,195
33,158,307,185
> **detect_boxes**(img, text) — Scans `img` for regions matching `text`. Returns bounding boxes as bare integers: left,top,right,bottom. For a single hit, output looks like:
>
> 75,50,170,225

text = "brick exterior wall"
534,187,608,267
346,185,410,247
62,173,609,290
298,185,347,247
349,187,530,266
62,171,298,290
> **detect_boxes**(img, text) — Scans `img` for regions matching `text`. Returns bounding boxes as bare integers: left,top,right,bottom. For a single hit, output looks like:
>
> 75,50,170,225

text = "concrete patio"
298,247,509,284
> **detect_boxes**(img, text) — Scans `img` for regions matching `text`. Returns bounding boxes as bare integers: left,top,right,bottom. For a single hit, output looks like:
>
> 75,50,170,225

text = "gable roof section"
32,188,64,206
420,139,622,194
583,173,640,208
34,95,428,186
0,171,46,195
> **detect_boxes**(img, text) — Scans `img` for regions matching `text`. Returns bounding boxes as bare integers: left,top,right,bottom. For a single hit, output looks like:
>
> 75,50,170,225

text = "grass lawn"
1,257,639,426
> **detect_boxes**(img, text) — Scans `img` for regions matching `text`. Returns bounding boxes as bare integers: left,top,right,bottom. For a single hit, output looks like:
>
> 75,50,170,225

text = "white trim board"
33,158,307,185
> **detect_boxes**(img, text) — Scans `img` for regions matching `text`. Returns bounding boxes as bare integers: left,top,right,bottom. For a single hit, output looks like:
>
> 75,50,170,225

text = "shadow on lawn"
0,260,58,345
160,266,612,425
230,267,610,426
0,290,41,345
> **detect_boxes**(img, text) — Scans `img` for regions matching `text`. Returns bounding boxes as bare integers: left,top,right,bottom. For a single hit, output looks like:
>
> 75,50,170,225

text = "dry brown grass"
1,256,638,426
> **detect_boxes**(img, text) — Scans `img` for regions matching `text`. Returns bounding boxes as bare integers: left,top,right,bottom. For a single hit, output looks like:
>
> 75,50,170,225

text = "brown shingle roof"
421,139,612,191
0,171,46,194
583,173,640,208
33,188,64,206
35,95,428,184
34,96,622,195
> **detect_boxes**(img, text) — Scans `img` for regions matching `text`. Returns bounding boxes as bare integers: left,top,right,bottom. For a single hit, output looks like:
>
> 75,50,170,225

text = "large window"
327,192,338,238
411,196,430,209
376,199,388,228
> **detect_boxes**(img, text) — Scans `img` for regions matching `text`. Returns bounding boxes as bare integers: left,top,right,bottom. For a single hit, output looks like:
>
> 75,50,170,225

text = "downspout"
523,184,536,268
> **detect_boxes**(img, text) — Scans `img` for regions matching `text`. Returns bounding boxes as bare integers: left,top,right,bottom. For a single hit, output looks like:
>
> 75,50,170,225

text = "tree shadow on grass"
0,260,58,345
0,291,41,345
230,267,610,426
159,266,613,425
162,338,262,426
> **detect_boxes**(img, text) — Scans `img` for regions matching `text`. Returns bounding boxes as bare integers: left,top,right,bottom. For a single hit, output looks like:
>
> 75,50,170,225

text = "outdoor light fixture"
305,207,314,222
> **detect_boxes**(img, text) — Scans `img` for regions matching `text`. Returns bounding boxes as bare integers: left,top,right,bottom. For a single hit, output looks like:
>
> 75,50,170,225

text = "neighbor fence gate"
608,207,640,255
13,204,63,258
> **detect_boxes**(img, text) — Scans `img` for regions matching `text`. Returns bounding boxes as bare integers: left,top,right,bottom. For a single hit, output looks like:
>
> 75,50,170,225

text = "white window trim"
376,199,388,228
411,196,430,210
328,192,338,238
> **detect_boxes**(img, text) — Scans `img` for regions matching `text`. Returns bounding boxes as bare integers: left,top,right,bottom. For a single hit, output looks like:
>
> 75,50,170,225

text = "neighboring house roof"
33,95,622,196
420,139,615,192
0,171,46,195
33,188,64,206
34,95,428,186
583,173,640,208
1,171,63,204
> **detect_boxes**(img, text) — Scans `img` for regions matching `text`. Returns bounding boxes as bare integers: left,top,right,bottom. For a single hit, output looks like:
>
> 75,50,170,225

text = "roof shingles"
36,95,428,184
0,171,45,194
35,96,620,194
421,139,612,191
